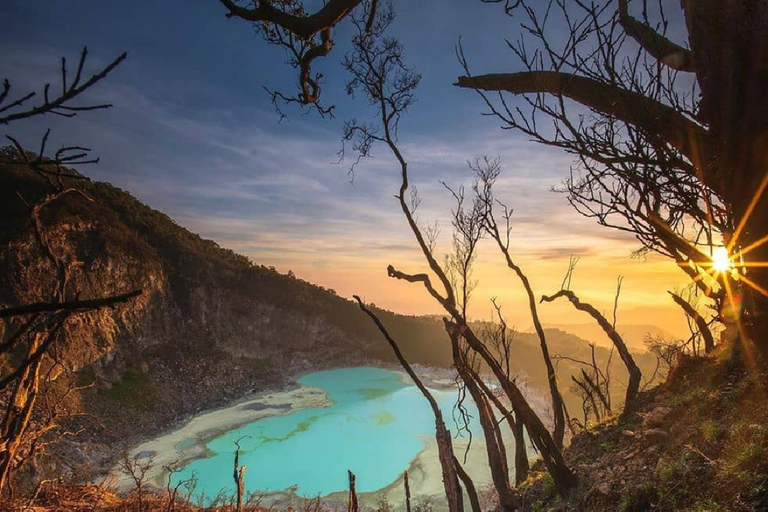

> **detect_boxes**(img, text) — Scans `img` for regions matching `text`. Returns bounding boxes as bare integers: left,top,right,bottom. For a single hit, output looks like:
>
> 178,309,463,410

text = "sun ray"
739,232,768,257
738,273,768,300
728,168,768,253
741,262,768,268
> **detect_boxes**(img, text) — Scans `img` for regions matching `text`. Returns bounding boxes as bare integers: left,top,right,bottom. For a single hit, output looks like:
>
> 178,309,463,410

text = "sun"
712,246,732,273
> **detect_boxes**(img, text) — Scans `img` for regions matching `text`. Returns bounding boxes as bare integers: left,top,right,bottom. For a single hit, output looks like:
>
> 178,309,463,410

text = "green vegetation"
97,369,156,410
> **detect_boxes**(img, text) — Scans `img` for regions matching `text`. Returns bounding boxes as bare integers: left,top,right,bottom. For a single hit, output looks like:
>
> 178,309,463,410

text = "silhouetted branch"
0,48,126,124
455,71,708,172
353,296,464,512
0,290,142,319
669,290,715,353
618,0,695,72
541,289,641,414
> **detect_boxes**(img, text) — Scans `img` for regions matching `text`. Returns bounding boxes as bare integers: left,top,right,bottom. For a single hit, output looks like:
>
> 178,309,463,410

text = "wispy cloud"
2,43,691,325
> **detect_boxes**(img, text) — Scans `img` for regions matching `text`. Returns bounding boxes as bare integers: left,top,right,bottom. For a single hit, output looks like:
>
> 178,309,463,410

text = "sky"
1,1,694,337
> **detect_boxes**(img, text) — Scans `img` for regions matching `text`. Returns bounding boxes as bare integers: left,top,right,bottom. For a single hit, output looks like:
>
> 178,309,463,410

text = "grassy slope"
512,342,768,512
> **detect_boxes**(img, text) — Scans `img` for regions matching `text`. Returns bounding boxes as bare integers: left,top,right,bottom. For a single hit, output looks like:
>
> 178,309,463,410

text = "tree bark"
448,330,514,510
348,470,359,512
445,321,577,493
0,333,43,494
453,456,481,512
404,471,412,512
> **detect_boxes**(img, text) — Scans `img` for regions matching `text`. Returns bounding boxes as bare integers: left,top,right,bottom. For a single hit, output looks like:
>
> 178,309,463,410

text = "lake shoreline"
107,382,333,491
107,364,458,495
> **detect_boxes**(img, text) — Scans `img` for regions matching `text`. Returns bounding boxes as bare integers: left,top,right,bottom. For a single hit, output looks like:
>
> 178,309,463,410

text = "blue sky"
1,1,693,334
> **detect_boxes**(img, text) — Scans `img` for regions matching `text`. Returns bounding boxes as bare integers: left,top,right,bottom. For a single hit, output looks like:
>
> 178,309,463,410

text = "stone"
644,428,670,444
643,406,672,429
597,482,611,495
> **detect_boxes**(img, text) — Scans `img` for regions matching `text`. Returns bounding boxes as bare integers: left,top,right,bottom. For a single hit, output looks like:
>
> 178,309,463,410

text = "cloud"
2,43,691,319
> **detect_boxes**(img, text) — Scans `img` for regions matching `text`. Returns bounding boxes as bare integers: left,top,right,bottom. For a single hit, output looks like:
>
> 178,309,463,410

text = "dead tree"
446,321,513,509
555,343,613,428
217,0,377,117
355,298,465,512
403,470,411,512
121,452,154,512
541,289,641,415
219,0,768,354
233,437,248,512
344,4,575,495
475,300,530,485
0,48,139,495
347,470,359,512
456,0,768,355
471,156,567,448
669,290,716,354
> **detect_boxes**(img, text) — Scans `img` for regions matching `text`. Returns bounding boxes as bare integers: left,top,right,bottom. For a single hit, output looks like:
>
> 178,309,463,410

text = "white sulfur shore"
107,385,332,492
109,365,534,510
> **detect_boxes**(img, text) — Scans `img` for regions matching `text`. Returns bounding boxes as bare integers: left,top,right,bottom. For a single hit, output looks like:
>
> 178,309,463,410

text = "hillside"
0,159,660,487
0,160,454,472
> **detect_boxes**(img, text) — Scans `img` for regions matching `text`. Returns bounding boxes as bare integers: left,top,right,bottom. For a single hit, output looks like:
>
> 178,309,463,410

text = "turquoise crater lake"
172,367,485,498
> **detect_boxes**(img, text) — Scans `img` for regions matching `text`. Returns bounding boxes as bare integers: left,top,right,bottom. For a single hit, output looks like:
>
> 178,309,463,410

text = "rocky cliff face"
0,160,445,478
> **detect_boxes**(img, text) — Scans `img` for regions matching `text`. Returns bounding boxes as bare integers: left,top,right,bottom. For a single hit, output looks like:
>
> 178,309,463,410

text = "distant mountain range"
540,322,680,352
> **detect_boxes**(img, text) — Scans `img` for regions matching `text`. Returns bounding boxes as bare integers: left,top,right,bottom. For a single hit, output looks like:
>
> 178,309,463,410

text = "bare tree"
540,287,641,415
343,3,576,495
121,452,154,512
355,297,466,512
218,0,768,355
455,0,768,354
475,300,530,485
470,156,567,448
555,343,613,429
233,436,250,512
0,48,139,495
669,288,716,355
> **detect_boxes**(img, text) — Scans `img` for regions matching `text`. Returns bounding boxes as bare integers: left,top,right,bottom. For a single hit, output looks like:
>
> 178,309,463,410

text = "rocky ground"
510,342,768,512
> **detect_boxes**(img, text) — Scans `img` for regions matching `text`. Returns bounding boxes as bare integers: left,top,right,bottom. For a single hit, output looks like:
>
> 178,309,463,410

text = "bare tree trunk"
404,471,412,512
448,329,514,510
450,322,576,493
462,363,530,485
490,242,566,448
683,0,768,356
579,369,610,415
453,456,481,512
0,333,43,495
435,421,464,512
669,291,715,354
511,412,529,485
348,470,359,512
233,440,247,512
